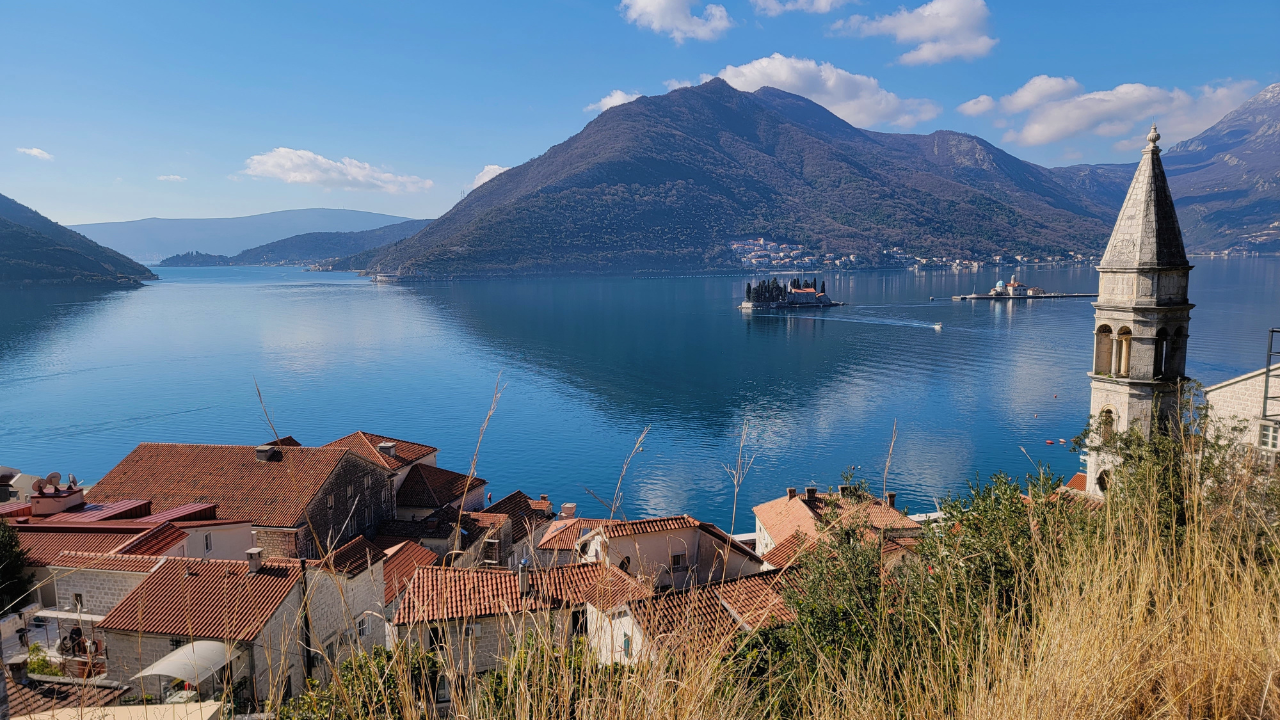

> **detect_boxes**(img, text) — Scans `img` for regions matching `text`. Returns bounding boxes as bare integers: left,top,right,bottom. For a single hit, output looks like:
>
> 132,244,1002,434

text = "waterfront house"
86,443,394,559
380,541,439,645
584,569,792,665
517,512,619,568
1203,355,1280,466
752,486,921,557
574,515,763,588
393,463,487,521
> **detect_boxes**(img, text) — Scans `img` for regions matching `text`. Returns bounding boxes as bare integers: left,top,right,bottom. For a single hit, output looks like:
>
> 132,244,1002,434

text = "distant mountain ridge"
158,219,432,267
358,79,1121,277
71,208,414,262
1049,82,1280,252
0,193,156,285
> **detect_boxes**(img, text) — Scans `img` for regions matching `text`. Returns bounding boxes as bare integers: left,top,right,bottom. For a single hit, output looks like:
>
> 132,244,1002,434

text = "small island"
950,274,1099,301
740,277,844,309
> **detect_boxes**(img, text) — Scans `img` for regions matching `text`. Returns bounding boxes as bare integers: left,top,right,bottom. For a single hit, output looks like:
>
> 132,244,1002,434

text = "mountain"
0,193,157,284
1050,82,1280,252
359,79,1119,277
156,218,432,267
71,208,413,263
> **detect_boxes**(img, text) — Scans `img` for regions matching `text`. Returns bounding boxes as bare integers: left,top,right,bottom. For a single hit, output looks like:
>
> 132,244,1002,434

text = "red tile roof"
396,464,486,508
0,501,31,518
599,515,701,539
323,536,387,577
88,443,375,528
5,676,130,716
484,491,554,544
382,542,440,604
752,491,919,547
537,518,619,550
394,563,649,624
44,499,152,522
15,525,154,566
371,534,420,551
325,432,438,471
761,531,818,568
628,570,794,642
1066,472,1088,492
98,557,302,642
48,552,166,573
137,502,219,523
112,522,188,555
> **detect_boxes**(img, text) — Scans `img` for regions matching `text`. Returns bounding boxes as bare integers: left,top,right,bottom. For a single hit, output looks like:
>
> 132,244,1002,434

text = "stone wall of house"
51,569,149,617
303,560,387,670
585,603,643,665
300,454,396,558
253,528,300,559
1205,370,1266,434
407,612,561,675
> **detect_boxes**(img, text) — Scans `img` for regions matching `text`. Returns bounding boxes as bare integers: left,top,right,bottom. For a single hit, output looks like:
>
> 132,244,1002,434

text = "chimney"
426,517,439,531
7,655,28,684
246,547,263,574
254,445,279,462
838,485,852,497
786,488,797,500
518,559,530,596
377,442,397,458
539,494,548,502
805,487,818,501
560,503,577,519
886,492,897,509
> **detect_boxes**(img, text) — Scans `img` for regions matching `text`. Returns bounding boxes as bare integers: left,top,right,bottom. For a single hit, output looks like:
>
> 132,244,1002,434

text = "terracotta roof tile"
324,536,387,577
114,522,188,555
16,525,153,567
761,531,818,568
136,502,219,523
325,432,438,471
396,464,486,509
537,518,618,550
98,557,301,641
48,552,166,573
382,542,440,605
5,676,130,716
394,563,648,624
44,499,152,522
371,534,420,551
484,491,554,544
87,443,374,528
753,491,919,547
1066,473,1088,492
0,501,32,518
629,569,793,643
599,515,700,539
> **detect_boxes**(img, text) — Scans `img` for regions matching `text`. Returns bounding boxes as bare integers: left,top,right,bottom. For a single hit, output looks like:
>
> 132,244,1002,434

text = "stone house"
86,443,394,559
380,541,439,646
585,569,793,665
392,464,487,521
1204,361,1280,463
393,563,648,676
519,515,618,569
752,486,920,556
575,516,763,588
97,535,386,710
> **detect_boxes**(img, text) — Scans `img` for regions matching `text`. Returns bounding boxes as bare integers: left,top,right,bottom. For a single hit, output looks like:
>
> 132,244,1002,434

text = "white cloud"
956,94,994,116
16,147,53,161
586,90,642,113
470,164,510,190
619,0,732,43
833,0,997,65
1001,80,1255,147
715,53,941,128
998,75,1081,113
156,175,187,182
241,147,433,193
752,0,854,16
664,79,694,91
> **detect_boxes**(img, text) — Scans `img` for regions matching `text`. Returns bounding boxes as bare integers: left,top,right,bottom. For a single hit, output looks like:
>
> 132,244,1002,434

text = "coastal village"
2,126,1278,720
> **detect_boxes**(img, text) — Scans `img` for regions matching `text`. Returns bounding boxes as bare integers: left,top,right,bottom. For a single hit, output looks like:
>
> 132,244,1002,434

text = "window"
170,638,185,651
1254,423,1275,450
463,622,479,638
571,609,587,636
357,617,368,637
282,676,292,702
618,556,631,574
364,476,371,490
204,533,212,553
670,553,687,570
73,593,84,610
327,495,334,509
325,642,336,661
365,506,373,527
623,633,632,659
347,485,353,498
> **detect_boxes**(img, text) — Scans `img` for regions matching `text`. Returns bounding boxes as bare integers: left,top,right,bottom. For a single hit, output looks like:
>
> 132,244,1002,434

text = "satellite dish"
32,478,46,495
67,474,78,489
45,472,61,491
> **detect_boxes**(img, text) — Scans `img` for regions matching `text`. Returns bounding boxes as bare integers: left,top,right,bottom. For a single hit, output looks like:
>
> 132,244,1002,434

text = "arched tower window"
1100,408,1115,442
1167,326,1187,379
1154,328,1168,379
1097,469,1110,493
1094,325,1114,375
1116,327,1133,378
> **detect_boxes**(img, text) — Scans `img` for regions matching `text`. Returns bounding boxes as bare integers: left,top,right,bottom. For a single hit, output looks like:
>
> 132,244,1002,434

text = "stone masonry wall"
52,569,149,617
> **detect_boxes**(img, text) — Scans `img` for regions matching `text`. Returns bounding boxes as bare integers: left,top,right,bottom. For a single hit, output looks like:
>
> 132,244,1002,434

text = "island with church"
949,274,1100,301
740,277,845,310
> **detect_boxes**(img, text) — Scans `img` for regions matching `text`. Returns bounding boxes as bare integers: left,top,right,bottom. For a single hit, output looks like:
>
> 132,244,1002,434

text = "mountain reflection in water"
0,258,1276,527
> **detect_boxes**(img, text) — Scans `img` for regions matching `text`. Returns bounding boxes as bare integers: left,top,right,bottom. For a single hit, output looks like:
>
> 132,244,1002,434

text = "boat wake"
750,313,943,330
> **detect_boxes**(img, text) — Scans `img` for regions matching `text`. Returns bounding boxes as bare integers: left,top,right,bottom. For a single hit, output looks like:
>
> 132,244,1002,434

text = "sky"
2,0,1276,225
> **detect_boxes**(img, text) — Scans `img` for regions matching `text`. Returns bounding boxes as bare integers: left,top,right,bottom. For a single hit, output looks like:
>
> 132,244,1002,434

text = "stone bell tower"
1085,125,1193,495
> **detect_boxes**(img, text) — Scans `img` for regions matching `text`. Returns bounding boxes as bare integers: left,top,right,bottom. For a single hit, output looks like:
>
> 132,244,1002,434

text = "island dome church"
1085,125,1193,495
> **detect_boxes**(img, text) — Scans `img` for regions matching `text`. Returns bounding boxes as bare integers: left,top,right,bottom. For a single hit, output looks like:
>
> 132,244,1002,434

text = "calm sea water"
1,258,1276,528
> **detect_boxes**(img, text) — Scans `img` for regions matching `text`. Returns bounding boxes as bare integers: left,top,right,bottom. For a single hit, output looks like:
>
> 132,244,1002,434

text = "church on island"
741,277,843,309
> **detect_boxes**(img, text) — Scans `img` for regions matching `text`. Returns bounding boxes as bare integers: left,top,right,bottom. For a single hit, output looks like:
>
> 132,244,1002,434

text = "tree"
820,280,826,293
0,518,33,613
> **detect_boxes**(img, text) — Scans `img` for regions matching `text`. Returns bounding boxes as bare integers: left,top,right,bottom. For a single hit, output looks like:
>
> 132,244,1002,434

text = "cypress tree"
821,280,826,293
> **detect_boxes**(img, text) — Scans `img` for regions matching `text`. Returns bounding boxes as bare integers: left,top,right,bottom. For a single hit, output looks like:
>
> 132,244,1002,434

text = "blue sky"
2,0,1275,225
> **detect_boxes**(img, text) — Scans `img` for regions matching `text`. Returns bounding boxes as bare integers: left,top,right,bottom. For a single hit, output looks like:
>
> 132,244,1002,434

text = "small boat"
1058,438,1067,444
1045,440,1055,445
933,322,943,330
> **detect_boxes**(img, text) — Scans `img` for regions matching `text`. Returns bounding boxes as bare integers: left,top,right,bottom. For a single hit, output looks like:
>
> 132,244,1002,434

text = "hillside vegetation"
159,219,432,267
0,193,156,284
361,80,1121,277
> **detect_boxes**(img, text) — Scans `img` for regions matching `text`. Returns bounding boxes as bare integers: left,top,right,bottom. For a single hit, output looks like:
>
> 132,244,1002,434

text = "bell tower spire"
1085,124,1194,495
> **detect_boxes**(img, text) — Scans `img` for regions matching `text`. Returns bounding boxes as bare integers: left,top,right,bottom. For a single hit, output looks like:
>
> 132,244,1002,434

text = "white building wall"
51,568,150,617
